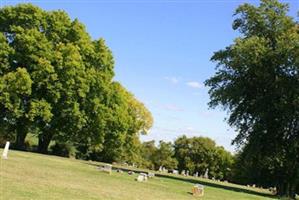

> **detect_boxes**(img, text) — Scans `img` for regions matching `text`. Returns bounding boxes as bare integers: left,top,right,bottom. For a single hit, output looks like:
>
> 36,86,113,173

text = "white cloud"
163,104,184,112
164,76,179,84
186,81,204,89
149,126,203,136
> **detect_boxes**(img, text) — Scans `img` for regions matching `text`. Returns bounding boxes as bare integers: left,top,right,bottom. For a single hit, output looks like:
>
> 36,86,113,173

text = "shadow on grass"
155,174,276,199
86,162,277,199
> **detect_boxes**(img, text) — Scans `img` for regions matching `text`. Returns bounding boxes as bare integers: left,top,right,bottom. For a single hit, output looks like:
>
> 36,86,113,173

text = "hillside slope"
0,150,276,200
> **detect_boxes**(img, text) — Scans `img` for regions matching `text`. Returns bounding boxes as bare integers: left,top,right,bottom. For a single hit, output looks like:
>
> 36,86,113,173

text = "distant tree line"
122,136,235,181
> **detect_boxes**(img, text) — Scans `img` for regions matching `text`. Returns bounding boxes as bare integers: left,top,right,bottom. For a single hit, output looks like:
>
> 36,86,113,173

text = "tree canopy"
0,4,153,163
205,0,299,198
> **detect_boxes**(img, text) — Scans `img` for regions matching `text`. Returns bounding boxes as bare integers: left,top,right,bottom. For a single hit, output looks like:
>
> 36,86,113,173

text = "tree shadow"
155,174,277,199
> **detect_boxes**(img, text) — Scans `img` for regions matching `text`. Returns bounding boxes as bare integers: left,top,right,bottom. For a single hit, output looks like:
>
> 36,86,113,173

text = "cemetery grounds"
0,149,279,200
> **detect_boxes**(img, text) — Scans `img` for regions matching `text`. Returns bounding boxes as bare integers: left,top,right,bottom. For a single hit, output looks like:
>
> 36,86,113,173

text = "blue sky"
2,0,298,152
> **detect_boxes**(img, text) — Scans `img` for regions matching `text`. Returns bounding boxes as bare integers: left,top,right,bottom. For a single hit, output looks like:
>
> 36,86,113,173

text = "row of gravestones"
136,172,155,182
181,169,209,179
115,169,155,182
131,168,204,196
159,166,210,179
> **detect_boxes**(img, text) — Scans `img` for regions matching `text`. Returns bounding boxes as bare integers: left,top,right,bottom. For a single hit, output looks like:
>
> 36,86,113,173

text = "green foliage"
205,0,299,197
152,141,178,170
140,140,157,169
0,4,153,164
174,135,233,180
138,140,178,170
50,142,77,158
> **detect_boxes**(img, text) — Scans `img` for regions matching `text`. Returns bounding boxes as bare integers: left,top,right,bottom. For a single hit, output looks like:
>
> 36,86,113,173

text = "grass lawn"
0,149,278,200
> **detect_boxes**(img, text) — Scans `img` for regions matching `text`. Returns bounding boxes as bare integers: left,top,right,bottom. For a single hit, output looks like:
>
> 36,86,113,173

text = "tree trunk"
37,131,53,154
277,182,297,200
15,121,28,150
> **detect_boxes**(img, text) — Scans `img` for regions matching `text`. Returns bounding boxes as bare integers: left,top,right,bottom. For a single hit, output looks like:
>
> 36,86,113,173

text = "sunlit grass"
0,149,277,200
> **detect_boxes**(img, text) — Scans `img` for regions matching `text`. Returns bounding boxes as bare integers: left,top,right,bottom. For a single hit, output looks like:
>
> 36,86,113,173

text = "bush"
50,142,77,158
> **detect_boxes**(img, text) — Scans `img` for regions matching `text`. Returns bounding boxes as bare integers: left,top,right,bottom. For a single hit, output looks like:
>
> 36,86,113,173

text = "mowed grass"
0,149,277,200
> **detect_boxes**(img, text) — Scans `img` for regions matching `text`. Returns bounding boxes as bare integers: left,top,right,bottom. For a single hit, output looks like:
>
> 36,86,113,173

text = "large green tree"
0,4,108,152
95,82,153,163
73,82,153,163
0,4,153,161
205,0,299,198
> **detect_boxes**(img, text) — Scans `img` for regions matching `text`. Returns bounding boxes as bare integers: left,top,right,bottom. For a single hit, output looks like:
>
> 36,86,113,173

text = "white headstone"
181,170,186,176
158,166,163,172
136,175,144,182
148,172,155,178
98,163,112,174
204,168,209,179
2,141,10,159
162,167,167,172
136,173,148,182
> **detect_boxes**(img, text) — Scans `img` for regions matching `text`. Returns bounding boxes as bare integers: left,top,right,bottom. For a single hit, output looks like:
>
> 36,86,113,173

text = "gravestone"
172,170,179,175
162,167,167,173
181,170,186,176
2,141,10,159
192,184,204,197
269,187,277,194
128,171,135,175
98,164,112,174
148,172,155,178
203,168,209,179
136,173,148,182
194,172,198,177
159,166,163,172
186,170,189,176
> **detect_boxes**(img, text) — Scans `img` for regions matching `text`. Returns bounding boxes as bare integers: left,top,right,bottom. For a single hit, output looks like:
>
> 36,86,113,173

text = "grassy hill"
0,149,277,200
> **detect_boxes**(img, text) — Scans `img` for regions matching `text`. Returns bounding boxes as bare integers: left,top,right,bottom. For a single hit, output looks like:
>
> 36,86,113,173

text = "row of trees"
0,4,153,164
205,0,299,198
138,136,234,181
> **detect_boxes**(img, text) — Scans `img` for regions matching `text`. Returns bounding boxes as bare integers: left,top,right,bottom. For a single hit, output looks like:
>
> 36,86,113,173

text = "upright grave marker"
204,168,209,179
136,173,148,182
2,141,10,159
192,184,204,197
98,163,112,174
